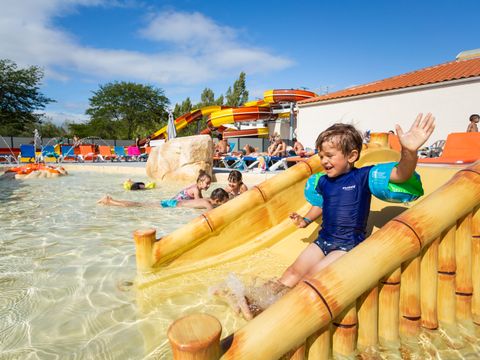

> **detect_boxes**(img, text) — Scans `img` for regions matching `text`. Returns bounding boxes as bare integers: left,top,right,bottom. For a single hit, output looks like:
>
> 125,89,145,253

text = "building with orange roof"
296,49,480,148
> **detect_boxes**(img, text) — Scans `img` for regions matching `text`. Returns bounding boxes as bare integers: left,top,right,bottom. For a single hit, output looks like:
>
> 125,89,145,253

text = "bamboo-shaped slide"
134,144,406,287
165,161,480,359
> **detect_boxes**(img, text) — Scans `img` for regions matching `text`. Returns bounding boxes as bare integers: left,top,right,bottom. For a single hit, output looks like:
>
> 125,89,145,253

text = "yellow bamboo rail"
201,162,479,359
166,162,480,359
472,207,480,325
133,147,400,280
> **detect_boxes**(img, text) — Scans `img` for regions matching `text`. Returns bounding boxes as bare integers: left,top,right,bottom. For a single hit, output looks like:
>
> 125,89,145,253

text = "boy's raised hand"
396,113,436,152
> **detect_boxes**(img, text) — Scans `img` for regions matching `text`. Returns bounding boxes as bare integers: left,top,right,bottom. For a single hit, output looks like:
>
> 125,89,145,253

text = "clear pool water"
0,171,227,359
3,170,478,359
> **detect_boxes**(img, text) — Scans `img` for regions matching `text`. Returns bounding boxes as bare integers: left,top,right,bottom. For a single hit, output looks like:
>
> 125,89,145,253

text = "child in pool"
224,170,248,198
123,179,156,190
173,170,212,200
215,113,435,319
97,188,229,211
279,113,435,289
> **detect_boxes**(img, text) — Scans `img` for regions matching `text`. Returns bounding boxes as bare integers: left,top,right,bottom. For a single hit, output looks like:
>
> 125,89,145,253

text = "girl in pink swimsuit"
173,170,212,200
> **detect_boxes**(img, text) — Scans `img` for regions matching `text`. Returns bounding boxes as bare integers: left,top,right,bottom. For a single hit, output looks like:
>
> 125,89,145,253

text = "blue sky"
1,0,479,126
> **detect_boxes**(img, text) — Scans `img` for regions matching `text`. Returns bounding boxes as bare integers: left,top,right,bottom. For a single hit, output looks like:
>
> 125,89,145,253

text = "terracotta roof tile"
300,57,480,105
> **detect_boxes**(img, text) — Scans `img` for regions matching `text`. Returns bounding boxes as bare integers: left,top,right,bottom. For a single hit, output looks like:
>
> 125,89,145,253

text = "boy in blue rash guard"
278,113,435,289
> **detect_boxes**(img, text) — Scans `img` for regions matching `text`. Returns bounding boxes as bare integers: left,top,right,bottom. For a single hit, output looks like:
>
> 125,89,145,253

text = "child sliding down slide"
213,113,435,320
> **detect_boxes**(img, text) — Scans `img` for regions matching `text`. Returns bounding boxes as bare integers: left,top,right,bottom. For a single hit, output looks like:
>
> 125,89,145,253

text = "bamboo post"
455,213,473,323
286,345,305,360
168,313,222,360
420,238,439,329
437,225,457,326
356,286,378,351
305,326,330,360
332,303,357,357
472,206,480,325
400,256,421,338
378,268,401,348
133,229,156,273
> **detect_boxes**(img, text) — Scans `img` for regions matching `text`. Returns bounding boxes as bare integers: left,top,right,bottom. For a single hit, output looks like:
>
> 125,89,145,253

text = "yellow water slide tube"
263,89,317,103
149,106,224,141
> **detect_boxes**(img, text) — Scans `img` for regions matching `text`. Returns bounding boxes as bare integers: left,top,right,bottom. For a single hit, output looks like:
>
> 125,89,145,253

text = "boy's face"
473,116,480,124
212,198,228,207
319,139,358,178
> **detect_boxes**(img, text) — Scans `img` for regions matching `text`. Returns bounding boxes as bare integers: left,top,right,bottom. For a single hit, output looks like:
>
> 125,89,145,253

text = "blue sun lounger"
41,145,59,162
60,145,82,162
19,144,36,163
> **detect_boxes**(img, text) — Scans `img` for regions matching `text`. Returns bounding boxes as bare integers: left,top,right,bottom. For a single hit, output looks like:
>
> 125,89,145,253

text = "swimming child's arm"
240,183,248,193
390,113,435,183
289,206,323,228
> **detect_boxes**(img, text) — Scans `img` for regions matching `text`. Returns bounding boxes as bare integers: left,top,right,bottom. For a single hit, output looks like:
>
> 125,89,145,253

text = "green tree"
225,72,248,107
0,59,54,136
38,119,67,138
173,97,193,119
215,94,224,106
85,81,169,139
199,88,215,107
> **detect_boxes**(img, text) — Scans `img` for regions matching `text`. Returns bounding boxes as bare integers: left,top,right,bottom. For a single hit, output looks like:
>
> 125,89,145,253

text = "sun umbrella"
167,109,177,140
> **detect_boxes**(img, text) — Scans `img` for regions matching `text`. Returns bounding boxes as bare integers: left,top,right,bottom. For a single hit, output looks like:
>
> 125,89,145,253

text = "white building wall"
297,79,480,149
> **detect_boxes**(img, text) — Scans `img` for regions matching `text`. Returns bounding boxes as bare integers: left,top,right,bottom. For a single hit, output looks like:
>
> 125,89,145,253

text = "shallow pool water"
0,171,224,359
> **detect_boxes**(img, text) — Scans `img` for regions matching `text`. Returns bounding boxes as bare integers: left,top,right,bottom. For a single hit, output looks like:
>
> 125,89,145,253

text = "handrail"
167,161,480,359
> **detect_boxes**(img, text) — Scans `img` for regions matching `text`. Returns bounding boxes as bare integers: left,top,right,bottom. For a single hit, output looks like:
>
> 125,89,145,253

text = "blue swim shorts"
314,237,358,256
160,199,178,208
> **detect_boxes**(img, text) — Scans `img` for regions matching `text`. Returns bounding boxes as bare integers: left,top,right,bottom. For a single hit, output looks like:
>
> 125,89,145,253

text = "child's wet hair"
470,114,480,122
228,170,242,183
315,123,363,159
210,188,229,202
197,170,212,183
244,144,255,153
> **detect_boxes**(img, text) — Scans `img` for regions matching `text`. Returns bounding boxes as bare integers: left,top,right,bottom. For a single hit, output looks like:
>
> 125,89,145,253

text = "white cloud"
0,2,293,85
43,111,89,126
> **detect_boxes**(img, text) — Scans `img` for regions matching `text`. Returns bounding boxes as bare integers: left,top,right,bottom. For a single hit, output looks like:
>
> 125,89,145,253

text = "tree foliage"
38,119,67,138
0,59,54,136
85,81,169,139
173,72,249,137
225,72,248,107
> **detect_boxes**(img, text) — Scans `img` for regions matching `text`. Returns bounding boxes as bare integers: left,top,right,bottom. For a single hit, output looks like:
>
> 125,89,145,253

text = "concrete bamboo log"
356,286,378,351
420,238,439,329
133,229,156,273
455,213,473,323
332,303,357,357
220,163,480,359
150,156,320,268
286,344,305,360
437,226,457,326
399,256,421,338
305,326,330,360
378,269,401,347
472,206,480,325
168,313,222,360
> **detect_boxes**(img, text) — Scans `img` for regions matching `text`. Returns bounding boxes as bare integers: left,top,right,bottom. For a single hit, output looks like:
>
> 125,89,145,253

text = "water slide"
135,145,454,287
134,145,470,357
144,89,317,142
